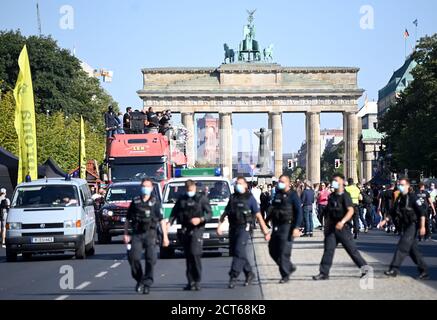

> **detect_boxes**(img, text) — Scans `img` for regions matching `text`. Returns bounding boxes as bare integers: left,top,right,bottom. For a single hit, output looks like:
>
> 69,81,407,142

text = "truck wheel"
97,232,111,244
6,249,17,262
75,236,86,260
22,252,32,260
159,247,175,259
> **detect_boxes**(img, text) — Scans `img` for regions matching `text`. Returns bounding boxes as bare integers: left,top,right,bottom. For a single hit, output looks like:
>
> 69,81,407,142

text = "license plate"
121,217,126,222
202,233,210,239
31,237,54,243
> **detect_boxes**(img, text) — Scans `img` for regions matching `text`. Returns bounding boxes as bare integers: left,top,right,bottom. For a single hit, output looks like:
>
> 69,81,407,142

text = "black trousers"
268,223,294,278
181,228,203,284
130,230,157,287
390,223,428,273
229,225,252,278
352,205,360,235
319,223,367,276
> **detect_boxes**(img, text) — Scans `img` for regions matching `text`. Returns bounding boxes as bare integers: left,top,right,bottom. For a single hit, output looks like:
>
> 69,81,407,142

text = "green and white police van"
160,168,231,258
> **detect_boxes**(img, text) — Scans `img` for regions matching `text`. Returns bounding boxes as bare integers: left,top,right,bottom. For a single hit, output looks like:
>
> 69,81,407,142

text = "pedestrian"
378,183,396,233
416,182,436,241
217,176,270,289
104,105,119,138
313,173,369,280
301,181,315,237
123,107,132,134
260,185,271,220
145,107,159,134
361,184,376,229
345,178,365,238
0,188,11,247
169,179,212,291
265,175,303,283
117,112,124,134
380,178,429,280
123,178,170,294
317,182,330,228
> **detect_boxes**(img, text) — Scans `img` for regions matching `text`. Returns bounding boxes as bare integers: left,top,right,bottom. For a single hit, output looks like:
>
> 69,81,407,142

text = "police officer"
416,182,436,240
313,173,369,280
217,176,270,289
381,178,429,279
123,178,169,294
265,175,303,283
169,179,212,291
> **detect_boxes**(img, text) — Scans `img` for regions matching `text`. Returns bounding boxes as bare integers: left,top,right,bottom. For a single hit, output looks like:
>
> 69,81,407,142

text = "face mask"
187,191,196,197
331,181,340,190
235,184,245,194
141,186,153,196
277,182,286,190
398,185,406,194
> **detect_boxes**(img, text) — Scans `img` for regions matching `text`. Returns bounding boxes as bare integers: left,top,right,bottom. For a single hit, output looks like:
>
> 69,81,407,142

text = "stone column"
181,112,195,167
219,112,233,179
343,112,359,182
270,112,283,178
306,112,321,183
267,113,273,155
363,145,375,182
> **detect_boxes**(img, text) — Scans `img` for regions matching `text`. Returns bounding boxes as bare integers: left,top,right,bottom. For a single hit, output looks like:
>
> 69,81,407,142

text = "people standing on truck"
123,107,132,134
145,107,159,134
117,112,124,134
104,105,119,138
169,180,212,291
130,109,146,134
0,188,11,247
124,178,169,295
159,110,172,135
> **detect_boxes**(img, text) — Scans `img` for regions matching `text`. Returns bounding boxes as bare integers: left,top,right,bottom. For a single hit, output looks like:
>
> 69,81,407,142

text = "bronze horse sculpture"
223,43,235,64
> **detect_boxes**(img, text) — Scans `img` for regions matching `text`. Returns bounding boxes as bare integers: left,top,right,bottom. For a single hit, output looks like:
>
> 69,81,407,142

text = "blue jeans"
303,205,313,234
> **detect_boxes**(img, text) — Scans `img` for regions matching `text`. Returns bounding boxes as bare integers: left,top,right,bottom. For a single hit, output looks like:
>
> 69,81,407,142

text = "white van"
5,177,96,262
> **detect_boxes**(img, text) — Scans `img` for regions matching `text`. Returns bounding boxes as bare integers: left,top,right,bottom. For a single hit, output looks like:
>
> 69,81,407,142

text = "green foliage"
321,142,344,182
289,166,306,181
378,34,437,176
0,30,115,171
0,30,117,128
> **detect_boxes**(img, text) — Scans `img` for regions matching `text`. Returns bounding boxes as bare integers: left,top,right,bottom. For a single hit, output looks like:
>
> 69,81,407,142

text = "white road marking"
55,295,69,300
75,281,91,290
110,262,121,269
95,271,108,278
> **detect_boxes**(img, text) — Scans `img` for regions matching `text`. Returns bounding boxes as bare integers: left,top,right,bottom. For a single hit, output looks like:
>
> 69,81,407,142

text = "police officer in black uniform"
265,175,303,283
169,179,212,291
416,182,436,241
381,178,429,279
313,173,369,280
217,177,270,289
123,178,169,294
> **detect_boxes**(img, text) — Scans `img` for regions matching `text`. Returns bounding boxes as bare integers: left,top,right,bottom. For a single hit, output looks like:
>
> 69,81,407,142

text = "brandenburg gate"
137,12,363,182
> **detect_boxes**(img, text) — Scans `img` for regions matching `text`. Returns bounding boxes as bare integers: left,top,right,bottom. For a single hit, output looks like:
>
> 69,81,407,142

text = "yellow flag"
80,116,86,179
13,45,38,184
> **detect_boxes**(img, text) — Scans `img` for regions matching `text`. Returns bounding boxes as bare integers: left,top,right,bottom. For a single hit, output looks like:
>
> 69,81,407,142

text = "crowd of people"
104,105,173,138
247,178,437,240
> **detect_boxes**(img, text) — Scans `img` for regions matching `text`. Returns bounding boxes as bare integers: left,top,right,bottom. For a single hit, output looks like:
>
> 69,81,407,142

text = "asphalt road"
0,237,262,300
0,230,436,300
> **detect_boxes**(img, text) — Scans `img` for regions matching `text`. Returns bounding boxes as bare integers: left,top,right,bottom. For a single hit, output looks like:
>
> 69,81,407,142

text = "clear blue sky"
1,0,436,155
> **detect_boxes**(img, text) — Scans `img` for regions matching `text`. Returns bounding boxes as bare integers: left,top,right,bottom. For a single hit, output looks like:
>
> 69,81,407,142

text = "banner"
79,116,86,179
13,45,38,184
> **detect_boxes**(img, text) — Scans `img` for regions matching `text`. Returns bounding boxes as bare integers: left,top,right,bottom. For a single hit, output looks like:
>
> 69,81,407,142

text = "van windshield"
12,185,80,208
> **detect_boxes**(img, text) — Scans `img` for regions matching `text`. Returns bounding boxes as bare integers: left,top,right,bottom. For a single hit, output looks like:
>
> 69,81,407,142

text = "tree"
0,30,117,128
378,34,437,176
321,142,344,182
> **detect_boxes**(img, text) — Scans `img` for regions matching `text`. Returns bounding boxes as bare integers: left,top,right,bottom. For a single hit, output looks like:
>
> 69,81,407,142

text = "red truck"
105,130,187,185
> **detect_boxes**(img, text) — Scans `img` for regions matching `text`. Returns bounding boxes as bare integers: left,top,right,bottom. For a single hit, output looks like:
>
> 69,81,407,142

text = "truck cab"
160,168,231,258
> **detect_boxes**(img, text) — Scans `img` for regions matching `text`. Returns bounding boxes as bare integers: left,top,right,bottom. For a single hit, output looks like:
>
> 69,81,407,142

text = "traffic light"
287,159,293,169
335,159,341,169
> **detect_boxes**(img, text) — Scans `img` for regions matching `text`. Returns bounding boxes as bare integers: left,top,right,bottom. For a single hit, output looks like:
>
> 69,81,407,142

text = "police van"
160,168,231,258
5,177,96,262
